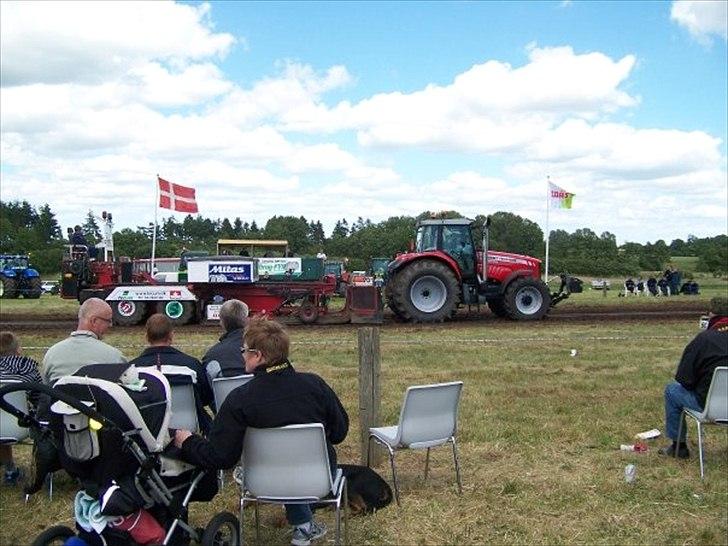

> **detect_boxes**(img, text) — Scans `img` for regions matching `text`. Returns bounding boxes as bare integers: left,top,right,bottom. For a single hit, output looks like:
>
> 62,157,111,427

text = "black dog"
339,464,393,515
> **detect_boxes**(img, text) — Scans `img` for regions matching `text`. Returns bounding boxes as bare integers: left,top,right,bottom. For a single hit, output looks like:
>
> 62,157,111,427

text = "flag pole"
151,174,159,275
544,175,550,284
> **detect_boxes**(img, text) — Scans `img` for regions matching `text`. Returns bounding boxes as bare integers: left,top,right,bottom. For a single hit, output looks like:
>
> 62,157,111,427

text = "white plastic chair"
0,381,53,501
169,382,199,433
677,366,728,479
212,374,253,411
239,424,347,545
368,381,463,505
0,381,29,444
158,366,200,433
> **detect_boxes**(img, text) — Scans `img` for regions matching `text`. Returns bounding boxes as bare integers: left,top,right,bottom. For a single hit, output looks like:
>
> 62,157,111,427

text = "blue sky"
1,0,726,245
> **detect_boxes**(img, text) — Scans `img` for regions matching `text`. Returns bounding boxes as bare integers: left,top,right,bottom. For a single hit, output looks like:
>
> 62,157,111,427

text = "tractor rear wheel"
24,277,43,299
387,260,459,323
503,277,550,320
1,277,18,299
112,300,147,325
156,300,195,325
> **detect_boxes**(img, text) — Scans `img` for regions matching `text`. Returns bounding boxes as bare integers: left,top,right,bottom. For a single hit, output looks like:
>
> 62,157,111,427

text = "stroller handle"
0,381,119,434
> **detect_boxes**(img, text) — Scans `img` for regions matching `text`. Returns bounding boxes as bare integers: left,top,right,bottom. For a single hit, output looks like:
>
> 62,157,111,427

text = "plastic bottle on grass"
624,464,636,483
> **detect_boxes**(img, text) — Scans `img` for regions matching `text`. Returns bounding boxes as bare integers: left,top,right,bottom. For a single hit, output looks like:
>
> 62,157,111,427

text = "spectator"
43,298,126,385
203,299,250,382
316,249,327,260
647,276,658,296
636,277,645,295
659,297,728,458
624,278,635,295
131,314,213,434
658,276,670,296
670,266,681,296
174,319,348,546
28,301,126,496
0,331,42,485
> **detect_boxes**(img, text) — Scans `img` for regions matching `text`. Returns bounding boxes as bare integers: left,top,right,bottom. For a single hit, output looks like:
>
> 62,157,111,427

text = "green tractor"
0,254,43,299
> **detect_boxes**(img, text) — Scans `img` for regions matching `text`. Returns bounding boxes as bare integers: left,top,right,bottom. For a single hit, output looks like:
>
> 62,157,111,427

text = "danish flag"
158,177,198,213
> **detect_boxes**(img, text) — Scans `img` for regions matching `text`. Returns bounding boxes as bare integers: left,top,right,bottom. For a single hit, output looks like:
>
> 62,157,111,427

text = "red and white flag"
158,177,198,213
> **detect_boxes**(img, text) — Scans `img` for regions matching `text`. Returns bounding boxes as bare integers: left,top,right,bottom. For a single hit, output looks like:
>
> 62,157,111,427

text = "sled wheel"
298,300,319,324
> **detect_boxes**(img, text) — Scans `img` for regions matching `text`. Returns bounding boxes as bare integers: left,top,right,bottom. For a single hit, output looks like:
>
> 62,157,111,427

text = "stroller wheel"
201,512,240,546
31,525,75,546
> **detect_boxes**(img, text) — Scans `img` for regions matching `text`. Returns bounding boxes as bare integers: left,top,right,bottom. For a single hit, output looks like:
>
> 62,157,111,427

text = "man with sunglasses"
26,298,126,497
174,318,348,546
42,297,126,385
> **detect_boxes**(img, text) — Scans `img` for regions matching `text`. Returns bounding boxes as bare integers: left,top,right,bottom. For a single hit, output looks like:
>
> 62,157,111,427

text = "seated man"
174,319,348,546
0,331,42,485
202,299,249,382
659,297,728,458
131,313,213,434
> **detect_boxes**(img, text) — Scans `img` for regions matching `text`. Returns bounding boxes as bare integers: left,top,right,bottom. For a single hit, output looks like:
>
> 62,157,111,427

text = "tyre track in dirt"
0,300,706,333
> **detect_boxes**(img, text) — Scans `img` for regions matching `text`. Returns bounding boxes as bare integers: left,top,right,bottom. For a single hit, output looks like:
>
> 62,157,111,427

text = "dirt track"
0,299,707,333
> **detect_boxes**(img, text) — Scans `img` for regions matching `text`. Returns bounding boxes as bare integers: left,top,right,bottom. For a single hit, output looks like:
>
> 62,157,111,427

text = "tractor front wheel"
1,277,18,299
503,277,551,320
387,260,459,323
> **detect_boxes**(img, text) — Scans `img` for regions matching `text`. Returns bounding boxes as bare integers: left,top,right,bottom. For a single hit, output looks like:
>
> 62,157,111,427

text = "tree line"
1,200,725,277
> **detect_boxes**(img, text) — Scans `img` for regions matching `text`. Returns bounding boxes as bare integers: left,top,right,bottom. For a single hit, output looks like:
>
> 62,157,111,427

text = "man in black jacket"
174,319,348,546
659,297,728,458
202,299,249,382
131,313,213,434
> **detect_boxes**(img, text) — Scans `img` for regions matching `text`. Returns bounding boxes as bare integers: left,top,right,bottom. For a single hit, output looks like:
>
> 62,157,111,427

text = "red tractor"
385,217,581,322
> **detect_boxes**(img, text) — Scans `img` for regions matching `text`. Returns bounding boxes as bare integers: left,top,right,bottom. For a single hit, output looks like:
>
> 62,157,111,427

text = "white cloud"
671,1,728,43
0,3,725,245
0,1,235,87
282,46,638,152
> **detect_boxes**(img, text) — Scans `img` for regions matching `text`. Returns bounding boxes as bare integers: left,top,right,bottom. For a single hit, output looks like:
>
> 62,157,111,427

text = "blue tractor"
0,254,43,299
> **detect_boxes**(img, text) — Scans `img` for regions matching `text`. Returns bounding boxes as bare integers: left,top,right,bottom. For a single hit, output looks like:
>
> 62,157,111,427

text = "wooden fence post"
358,326,382,466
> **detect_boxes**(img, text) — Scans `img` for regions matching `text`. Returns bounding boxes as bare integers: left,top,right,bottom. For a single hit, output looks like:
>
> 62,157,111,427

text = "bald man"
42,297,127,385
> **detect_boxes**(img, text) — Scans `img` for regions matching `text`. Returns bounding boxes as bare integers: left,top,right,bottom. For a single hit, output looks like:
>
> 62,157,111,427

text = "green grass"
1,313,727,545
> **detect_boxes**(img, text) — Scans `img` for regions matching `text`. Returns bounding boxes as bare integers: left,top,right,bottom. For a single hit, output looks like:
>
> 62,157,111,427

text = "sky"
1,0,727,245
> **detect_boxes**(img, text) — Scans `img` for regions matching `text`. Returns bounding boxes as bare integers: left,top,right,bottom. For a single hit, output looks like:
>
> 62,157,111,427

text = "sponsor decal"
206,263,253,283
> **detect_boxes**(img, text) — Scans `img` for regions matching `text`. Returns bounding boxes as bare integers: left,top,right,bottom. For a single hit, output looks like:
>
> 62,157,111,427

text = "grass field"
0,291,727,545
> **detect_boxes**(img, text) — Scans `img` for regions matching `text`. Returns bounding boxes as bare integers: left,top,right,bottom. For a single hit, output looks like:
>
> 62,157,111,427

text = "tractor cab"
415,219,477,280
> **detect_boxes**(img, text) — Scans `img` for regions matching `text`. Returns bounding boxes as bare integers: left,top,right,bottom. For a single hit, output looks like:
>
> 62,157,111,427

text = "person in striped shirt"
0,331,42,485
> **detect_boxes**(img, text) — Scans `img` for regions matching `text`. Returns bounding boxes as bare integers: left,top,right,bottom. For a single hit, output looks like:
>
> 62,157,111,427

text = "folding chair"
212,374,253,412
160,367,200,433
239,424,347,545
368,381,463,505
0,381,29,445
677,366,728,479
0,380,54,500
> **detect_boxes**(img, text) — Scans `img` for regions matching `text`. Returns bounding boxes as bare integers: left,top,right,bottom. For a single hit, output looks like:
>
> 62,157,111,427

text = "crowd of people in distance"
622,266,699,297
2,294,727,546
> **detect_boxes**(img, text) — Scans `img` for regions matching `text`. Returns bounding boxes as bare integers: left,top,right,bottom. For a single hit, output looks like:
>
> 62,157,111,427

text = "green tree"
485,211,544,257
82,210,101,243
36,204,63,243
264,215,311,253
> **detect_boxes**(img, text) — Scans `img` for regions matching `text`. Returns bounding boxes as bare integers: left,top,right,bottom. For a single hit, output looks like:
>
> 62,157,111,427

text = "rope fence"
20,333,693,352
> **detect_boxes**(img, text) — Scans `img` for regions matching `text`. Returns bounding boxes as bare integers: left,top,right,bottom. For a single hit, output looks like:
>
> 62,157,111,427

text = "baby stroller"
0,362,239,546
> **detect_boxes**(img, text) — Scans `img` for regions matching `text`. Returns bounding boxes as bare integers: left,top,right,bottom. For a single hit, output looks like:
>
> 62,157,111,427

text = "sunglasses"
241,347,260,355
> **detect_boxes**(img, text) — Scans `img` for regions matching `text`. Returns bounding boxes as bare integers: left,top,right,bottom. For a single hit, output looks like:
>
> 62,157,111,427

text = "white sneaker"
291,520,327,546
